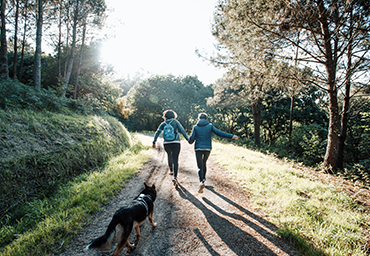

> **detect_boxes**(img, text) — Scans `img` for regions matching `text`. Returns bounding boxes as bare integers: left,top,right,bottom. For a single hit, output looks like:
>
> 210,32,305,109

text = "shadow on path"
176,184,294,255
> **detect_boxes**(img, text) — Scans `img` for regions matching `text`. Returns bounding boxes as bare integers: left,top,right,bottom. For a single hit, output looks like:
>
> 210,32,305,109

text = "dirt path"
58,137,300,256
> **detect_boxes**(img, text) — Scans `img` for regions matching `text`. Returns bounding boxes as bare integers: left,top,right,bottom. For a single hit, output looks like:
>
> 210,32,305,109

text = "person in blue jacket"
188,113,238,193
153,110,189,187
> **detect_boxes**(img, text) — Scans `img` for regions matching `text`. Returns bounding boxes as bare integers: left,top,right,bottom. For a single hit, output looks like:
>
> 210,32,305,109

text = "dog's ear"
152,184,156,190
144,182,148,188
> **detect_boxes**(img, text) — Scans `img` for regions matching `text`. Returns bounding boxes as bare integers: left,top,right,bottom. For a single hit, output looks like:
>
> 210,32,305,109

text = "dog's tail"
86,218,118,251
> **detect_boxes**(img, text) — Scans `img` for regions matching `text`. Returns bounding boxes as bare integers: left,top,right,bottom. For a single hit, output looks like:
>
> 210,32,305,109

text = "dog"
87,183,157,256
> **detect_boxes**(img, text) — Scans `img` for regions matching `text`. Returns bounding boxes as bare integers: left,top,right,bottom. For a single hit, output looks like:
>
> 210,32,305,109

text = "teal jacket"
188,119,233,151
153,118,189,144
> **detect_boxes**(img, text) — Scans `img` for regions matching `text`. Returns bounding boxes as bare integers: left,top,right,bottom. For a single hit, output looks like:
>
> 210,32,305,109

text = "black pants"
164,143,181,178
196,150,211,182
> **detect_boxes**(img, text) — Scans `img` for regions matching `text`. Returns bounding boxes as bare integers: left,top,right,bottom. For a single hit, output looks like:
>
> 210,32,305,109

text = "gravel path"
58,137,300,256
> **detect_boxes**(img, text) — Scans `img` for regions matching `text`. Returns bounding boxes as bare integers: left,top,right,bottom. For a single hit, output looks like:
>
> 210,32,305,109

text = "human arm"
152,123,165,146
211,125,234,139
176,120,189,141
188,126,196,144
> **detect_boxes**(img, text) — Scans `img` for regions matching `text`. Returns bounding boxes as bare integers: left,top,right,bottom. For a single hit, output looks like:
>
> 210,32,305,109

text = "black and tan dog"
87,183,157,256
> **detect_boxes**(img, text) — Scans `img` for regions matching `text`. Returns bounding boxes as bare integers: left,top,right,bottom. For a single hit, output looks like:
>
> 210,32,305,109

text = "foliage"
211,0,370,168
0,107,131,237
113,97,131,118
0,79,84,113
125,75,212,131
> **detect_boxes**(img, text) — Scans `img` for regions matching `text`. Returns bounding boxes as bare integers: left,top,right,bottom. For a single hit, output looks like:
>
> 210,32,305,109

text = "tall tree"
34,0,43,89
211,0,370,169
0,0,9,79
74,17,86,99
62,0,79,96
11,0,20,78
18,0,30,83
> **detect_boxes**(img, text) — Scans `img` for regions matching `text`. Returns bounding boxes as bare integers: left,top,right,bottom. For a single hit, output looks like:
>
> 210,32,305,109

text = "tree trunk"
0,0,9,79
336,7,353,169
11,0,20,79
288,94,294,139
74,18,86,100
34,0,43,89
289,31,300,140
57,1,62,79
252,98,262,147
19,10,28,83
62,0,79,97
318,0,339,169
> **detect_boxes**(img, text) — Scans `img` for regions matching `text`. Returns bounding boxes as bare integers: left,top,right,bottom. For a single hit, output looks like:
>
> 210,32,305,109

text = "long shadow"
206,186,280,235
193,228,221,256
176,184,282,255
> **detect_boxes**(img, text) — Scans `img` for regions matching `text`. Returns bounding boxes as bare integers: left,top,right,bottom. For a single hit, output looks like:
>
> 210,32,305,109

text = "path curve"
58,137,300,256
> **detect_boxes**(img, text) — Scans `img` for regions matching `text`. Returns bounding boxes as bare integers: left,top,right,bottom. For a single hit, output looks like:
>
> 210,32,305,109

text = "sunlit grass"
0,141,151,256
212,142,370,256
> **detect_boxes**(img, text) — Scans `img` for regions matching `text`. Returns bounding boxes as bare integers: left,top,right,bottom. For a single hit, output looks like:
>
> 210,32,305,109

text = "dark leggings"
164,143,181,178
196,150,211,182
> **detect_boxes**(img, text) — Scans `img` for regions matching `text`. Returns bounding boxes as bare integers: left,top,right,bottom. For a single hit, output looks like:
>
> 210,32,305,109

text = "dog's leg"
134,224,141,244
113,224,127,256
148,212,157,227
112,224,135,256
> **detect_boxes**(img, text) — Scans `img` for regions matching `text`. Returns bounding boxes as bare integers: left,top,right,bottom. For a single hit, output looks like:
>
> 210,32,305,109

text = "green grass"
0,109,131,223
0,136,151,256
212,142,370,256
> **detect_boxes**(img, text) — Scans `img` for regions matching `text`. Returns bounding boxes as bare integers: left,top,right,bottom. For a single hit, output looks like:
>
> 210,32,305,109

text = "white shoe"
172,177,178,187
198,182,205,193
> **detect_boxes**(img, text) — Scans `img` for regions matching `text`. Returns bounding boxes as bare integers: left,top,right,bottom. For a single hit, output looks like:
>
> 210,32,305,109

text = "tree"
11,0,20,79
0,0,9,79
62,0,79,96
34,0,43,89
125,75,211,131
211,0,370,169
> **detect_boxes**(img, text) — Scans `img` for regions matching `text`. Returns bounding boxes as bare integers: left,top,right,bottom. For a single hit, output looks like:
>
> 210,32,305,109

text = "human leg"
201,150,210,182
164,144,174,174
195,150,204,182
171,143,181,178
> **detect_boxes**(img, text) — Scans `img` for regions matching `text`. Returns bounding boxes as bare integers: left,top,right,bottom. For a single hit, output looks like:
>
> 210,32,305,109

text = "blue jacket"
153,118,189,144
188,119,233,151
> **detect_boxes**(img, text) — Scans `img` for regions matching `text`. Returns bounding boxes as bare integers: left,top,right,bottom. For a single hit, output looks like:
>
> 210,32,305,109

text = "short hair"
162,110,177,119
198,113,208,119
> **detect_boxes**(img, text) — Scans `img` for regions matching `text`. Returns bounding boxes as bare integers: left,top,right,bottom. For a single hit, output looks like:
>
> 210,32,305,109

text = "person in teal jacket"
188,113,238,193
153,110,189,187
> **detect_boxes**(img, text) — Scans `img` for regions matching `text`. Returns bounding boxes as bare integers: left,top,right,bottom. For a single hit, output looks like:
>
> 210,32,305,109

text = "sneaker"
198,182,205,193
172,177,178,187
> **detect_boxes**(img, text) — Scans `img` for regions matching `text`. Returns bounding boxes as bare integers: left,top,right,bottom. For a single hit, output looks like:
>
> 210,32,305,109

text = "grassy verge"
0,136,152,256
212,142,370,256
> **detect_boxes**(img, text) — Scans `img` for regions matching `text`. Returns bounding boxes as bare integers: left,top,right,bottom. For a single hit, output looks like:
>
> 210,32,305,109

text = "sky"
99,0,225,85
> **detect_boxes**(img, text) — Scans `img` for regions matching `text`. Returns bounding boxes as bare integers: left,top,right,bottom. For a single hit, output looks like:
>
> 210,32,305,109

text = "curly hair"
162,110,178,119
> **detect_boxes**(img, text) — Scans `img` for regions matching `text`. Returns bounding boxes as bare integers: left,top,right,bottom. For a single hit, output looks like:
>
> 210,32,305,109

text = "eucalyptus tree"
61,0,106,97
34,0,43,89
73,0,106,99
10,0,20,79
211,0,370,169
0,0,8,79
